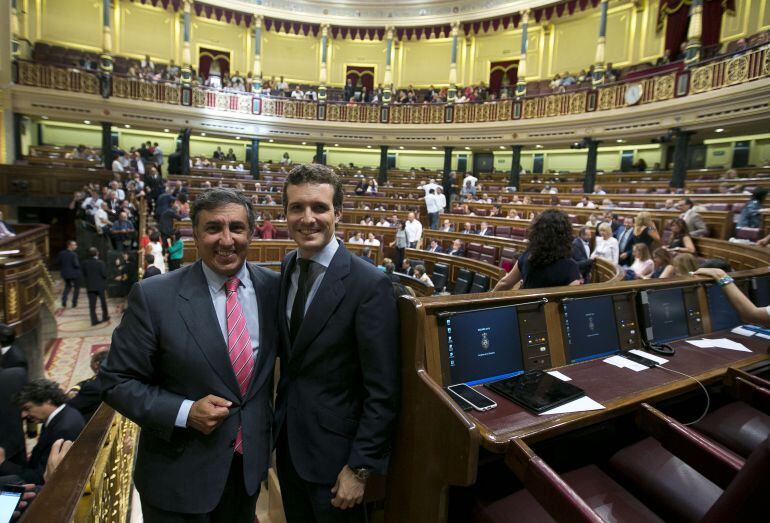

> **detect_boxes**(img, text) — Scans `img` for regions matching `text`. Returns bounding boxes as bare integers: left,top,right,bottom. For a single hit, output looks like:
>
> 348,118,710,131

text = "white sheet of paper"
731,326,756,337
686,338,752,352
546,370,572,382
603,355,647,372
686,339,717,348
756,332,770,340
539,395,605,415
628,349,668,365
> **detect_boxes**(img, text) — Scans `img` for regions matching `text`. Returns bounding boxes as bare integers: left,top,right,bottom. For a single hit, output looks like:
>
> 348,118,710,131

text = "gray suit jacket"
100,261,280,513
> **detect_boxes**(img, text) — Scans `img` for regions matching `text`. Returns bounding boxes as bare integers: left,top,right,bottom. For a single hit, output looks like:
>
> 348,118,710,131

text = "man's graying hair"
190,188,255,232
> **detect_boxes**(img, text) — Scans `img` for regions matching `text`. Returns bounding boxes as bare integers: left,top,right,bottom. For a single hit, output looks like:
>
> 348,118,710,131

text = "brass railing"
12,44,769,124
20,404,138,523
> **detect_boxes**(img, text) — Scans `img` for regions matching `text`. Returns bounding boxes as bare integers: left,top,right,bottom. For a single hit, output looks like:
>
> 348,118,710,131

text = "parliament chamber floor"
2,0,770,521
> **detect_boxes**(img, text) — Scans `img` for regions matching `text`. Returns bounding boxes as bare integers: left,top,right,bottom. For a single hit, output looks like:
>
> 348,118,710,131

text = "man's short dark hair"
14,379,67,407
0,323,15,347
91,350,109,368
190,188,255,233
283,164,343,211
88,247,99,257
145,254,155,264
683,197,694,208
429,189,435,194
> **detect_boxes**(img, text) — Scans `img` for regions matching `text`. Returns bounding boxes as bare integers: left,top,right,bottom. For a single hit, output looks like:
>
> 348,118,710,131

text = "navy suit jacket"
56,249,81,280
275,242,400,484
427,245,443,253
81,258,107,292
101,261,280,513
571,237,593,281
0,343,27,370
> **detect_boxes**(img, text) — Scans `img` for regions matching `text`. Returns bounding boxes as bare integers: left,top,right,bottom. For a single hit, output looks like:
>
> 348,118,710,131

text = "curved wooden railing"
20,404,138,523
12,43,769,125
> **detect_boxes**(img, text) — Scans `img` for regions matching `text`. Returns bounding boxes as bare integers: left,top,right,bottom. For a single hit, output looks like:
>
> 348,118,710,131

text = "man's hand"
330,465,365,510
0,446,6,466
187,395,232,435
44,439,73,482
12,485,36,521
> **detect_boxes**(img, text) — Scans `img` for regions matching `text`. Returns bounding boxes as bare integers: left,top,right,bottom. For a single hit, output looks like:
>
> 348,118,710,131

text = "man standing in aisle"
56,240,80,308
425,189,441,230
276,164,400,522
101,188,281,522
404,211,423,248
81,247,109,326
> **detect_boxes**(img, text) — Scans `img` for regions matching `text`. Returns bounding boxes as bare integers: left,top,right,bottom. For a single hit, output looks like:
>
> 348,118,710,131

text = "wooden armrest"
726,367,770,390
731,377,770,414
636,403,743,489
505,439,603,523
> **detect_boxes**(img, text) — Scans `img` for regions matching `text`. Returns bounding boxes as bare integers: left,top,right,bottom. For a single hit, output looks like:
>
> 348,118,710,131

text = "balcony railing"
12,44,769,125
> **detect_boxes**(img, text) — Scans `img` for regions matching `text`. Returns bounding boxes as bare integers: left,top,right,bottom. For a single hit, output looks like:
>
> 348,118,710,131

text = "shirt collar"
0,345,11,356
298,237,339,269
46,404,66,427
201,260,250,294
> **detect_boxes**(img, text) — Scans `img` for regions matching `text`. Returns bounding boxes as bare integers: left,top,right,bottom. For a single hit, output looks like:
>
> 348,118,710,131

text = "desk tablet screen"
706,284,742,332
646,288,689,342
442,306,524,386
563,296,620,362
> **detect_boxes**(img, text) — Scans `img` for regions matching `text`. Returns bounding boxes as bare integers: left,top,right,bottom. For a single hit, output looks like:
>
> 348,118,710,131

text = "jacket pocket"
316,405,357,438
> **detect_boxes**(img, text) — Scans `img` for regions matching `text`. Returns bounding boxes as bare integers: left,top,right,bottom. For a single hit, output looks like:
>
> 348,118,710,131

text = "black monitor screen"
645,288,689,342
707,284,742,331
563,296,620,363
442,306,524,385
752,276,770,308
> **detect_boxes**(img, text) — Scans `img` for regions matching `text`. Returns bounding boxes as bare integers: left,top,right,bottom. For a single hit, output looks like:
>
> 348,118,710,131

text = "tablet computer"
485,370,585,413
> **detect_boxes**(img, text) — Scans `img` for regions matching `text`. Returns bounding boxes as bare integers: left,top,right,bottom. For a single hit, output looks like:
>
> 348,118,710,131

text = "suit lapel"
288,245,350,370
177,262,241,398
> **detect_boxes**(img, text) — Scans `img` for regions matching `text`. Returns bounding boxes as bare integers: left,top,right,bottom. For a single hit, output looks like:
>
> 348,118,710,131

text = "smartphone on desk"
447,384,497,412
0,485,26,523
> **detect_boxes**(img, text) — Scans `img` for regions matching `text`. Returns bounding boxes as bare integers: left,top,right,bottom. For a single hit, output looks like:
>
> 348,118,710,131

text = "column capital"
254,15,263,28
182,0,193,11
521,10,530,25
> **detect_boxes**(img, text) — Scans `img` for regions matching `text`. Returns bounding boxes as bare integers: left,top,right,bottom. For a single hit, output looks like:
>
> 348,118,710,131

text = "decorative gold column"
592,0,609,86
383,26,394,105
448,21,460,103
684,0,703,68
99,0,113,98
253,15,263,90
515,10,529,97
318,23,329,101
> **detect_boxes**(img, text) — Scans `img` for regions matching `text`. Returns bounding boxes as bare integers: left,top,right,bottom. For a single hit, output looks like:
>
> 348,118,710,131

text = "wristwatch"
717,275,735,287
352,467,370,482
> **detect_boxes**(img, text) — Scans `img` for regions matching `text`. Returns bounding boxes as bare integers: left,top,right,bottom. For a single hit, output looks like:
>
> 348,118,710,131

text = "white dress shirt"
405,220,423,244
592,236,619,264
425,194,441,214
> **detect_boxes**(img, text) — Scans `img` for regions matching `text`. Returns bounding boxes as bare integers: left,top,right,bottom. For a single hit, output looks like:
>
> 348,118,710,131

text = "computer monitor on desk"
562,292,641,363
638,286,703,343
437,305,525,386
706,283,743,332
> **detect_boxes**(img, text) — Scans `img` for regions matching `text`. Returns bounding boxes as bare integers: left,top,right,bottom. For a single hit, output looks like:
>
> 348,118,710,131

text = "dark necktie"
290,259,312,344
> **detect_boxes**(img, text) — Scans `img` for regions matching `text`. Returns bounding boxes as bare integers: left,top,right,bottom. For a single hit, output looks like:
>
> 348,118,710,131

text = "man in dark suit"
67,350,108,422
0,367,27,471
401,258,414,276
81,247,109,326
439,219,455,233
616,217,635,265
0,379,85,484
477,221,493,236
275,164,399,523
159,200,182,248
0,323,27,370
359,246,375,265
426,239,443,253
143,254,162,279
448,239,466,256
571,227,593,283
56,240,81,308
101,188,280,522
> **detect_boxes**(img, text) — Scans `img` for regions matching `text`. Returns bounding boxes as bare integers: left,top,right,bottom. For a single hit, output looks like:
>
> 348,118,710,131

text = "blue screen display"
706,284,742,331
563,296,620,363
444,306,524,385
646,288,689,342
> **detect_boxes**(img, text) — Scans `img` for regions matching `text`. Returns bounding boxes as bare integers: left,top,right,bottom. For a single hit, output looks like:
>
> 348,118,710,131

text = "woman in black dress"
493,209,582,291
665,218,696,255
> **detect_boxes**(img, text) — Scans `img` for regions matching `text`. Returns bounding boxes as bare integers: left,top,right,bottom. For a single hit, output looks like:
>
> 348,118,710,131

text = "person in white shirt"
413,265,434,288
593,185,607,195
348,232,364,245
576,196,596,209
419,179,440,195
290,86,304,100
109,181,125,201
375,217,390,227
477,221,492,236
93,202,112,234
81,191,104,216
436,187,447,214
112,155,125,173
591,222,619,264
364,233,381,247
425,189,441,229
462,173,478,188
404,212,423,248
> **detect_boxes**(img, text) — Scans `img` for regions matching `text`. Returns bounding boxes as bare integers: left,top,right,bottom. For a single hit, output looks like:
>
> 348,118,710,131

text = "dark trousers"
62,279,79,307
168,259,182,271
141,454,258,523
87,290,108,325
277,431,366,523
428,212,439,230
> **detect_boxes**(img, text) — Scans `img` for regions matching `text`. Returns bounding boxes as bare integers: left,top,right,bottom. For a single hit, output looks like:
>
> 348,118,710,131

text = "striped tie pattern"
225,276,255,454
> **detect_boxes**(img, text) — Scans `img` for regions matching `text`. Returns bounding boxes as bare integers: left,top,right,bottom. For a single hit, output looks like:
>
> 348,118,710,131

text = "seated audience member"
383,261,400,283
623,211,660,263
440,219,454,232
477,221,492,236
696,267,770,327
348,232,364,244
678,197,708,237
375,217,390,227
506,209,521,220
67,350,108,422
143,255,161,279
576,196,595,209
255,212,275,239
628,243,654,279
426,239,443,253
616,216,635,264
0,379,85,484
364,232,381,247
413,265,434,288
650,248,675,278
401,258,414,276
461,222,473,234
447,239,465,256
665,218,696,254
571,227,593,282
672,252,699,276
585,214,600,228
737,188,768,228
1,323,27,370
359,247,376,265
494,210,582,291
591,222,619,264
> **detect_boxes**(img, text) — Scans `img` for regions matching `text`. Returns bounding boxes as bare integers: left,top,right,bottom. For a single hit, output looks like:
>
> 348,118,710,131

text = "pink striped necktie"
225,276,255,454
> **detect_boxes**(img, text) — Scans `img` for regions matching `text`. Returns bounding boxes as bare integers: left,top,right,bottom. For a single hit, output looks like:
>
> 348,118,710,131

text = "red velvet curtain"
198,47,230,79
659,0,732,57
346,66,375,92
489,60,518,94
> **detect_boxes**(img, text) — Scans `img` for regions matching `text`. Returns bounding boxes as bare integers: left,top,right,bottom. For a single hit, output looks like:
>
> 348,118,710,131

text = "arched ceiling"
209,0,558,26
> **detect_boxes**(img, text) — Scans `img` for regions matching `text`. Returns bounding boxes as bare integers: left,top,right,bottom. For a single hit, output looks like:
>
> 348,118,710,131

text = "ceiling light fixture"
715,128,725,133
163,128,169,132
201,132,206,136
83,120,91,124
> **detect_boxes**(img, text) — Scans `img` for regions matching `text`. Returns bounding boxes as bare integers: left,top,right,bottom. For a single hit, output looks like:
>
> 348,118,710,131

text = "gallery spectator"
672,253,699,276
143,254,161,279
167,230,184,271
737,188,768,228
67,350,108,422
